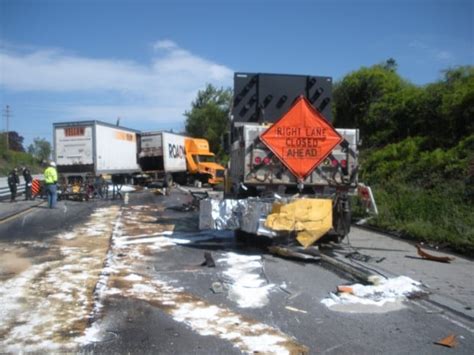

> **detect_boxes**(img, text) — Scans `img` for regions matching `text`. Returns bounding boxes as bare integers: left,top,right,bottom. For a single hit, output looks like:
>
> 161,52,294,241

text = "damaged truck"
200,73,369,256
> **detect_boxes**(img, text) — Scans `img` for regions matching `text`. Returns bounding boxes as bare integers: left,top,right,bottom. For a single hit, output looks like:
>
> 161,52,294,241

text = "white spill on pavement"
218,252,275,308
321,276,423,313
84,204,308,355
0,206,120,352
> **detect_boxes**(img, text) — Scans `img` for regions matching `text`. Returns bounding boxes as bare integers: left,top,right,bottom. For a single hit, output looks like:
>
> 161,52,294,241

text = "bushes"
360,136,474,255
371,182,474,253
0,149,42,175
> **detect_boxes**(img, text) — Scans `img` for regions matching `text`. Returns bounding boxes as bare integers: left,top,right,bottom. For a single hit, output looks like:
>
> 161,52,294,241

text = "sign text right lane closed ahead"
260,97,343,180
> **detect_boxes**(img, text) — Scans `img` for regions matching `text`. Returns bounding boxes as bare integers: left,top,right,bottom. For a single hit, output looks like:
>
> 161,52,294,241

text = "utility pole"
3,105,11,150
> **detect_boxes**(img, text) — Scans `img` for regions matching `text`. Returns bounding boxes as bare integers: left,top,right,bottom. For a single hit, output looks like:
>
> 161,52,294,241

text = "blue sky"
0,0,472,148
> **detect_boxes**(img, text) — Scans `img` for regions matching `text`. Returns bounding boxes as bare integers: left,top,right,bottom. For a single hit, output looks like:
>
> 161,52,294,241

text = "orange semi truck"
184,138,225,185
138,131,225,187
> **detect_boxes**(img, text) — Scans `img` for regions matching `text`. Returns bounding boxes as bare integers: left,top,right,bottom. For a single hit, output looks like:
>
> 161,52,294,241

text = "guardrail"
0,175,44,201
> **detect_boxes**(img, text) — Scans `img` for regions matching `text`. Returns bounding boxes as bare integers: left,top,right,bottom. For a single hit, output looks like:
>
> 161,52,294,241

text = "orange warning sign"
260,96,343,179
32,179,41,197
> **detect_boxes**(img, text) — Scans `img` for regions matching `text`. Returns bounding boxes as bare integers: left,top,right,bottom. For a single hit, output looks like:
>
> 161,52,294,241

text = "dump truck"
53,120,140,199
138,131,225,187
200,73,369,254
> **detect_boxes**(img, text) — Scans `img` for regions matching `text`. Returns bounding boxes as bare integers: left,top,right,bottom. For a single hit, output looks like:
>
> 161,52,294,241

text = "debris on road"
0,206,120,352
217,252,275,308
345,251,372,262
265,199,332,248
210,282,224,294
321,276,425,313
87,204,308,355
434,334,458,348
268,245,321,261
285,306,308,314
416,244,455,263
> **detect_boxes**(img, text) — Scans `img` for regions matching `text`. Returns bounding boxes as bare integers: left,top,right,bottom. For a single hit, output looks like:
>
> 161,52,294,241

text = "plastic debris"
322,276,424,309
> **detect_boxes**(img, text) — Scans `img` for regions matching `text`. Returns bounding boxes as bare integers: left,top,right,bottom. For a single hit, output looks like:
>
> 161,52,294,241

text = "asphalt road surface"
0,189,473,354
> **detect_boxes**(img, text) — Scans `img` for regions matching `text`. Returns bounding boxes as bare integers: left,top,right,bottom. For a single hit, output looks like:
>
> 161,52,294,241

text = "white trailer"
54,120,140,175
53,121,140,199
138,131,188,186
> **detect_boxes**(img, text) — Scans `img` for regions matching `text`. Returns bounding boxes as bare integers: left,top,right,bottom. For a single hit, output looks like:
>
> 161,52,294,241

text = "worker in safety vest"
44,161,58,208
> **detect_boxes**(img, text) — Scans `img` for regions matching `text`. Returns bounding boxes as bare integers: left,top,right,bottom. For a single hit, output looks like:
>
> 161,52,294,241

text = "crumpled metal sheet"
199,198,279,236
199,198,243,231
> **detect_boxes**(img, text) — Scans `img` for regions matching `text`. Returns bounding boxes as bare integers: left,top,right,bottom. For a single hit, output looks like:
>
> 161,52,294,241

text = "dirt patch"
0,251,31,281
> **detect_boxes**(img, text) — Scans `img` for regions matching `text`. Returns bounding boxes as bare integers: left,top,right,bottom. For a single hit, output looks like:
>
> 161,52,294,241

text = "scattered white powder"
321,276,422,311
218,252,275,308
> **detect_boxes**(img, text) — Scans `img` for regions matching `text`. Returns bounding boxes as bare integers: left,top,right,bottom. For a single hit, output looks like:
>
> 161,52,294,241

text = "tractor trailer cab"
185,138,225,185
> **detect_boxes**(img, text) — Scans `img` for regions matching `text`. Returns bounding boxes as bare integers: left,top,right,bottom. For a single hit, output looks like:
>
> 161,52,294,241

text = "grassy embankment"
355,135,474,256
0,148,44,176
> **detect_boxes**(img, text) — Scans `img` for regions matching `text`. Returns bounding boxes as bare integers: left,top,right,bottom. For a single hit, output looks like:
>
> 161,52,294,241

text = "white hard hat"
50,161,56,167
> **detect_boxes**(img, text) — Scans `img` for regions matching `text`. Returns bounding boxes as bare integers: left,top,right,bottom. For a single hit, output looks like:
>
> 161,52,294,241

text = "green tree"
333,60,410,146
27,137,52,162
2,131,26,152
184,84,232,159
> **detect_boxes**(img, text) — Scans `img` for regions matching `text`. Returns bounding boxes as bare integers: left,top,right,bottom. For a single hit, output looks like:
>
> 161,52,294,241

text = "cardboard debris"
265,199,332,248
434,334,457,348
416,244,455,263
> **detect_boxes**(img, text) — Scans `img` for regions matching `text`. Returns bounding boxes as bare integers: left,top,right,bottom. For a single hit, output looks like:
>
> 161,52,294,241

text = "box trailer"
54,120,140,175
53,120,140,199
138,131,188,186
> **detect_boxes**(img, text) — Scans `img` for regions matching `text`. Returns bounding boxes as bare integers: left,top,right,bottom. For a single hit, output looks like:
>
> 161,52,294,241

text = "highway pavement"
0,188,473,354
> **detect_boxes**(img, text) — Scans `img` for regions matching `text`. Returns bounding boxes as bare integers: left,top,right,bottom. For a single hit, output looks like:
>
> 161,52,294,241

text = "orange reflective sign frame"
260,96,343,180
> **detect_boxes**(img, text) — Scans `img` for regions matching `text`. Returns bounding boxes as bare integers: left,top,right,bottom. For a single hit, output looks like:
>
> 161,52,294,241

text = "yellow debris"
265,199,332,248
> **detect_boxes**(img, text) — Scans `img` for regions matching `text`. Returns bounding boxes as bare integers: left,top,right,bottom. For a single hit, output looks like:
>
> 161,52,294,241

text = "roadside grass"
356,135,474,256
368,182,474,256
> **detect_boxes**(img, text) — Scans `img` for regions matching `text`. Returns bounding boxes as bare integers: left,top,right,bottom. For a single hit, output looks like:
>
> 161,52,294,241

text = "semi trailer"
201,73,366,251
138,131,225,187
53,120,140,199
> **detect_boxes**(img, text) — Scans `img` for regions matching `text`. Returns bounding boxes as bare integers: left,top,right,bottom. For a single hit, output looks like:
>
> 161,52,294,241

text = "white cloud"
0,40,233,125
152,39,178,51
407,39,455,63
435,50,454,61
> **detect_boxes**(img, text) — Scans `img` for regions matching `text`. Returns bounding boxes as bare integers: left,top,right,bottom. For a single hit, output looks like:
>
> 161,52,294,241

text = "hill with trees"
333,61,473,254
0,133,51,175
